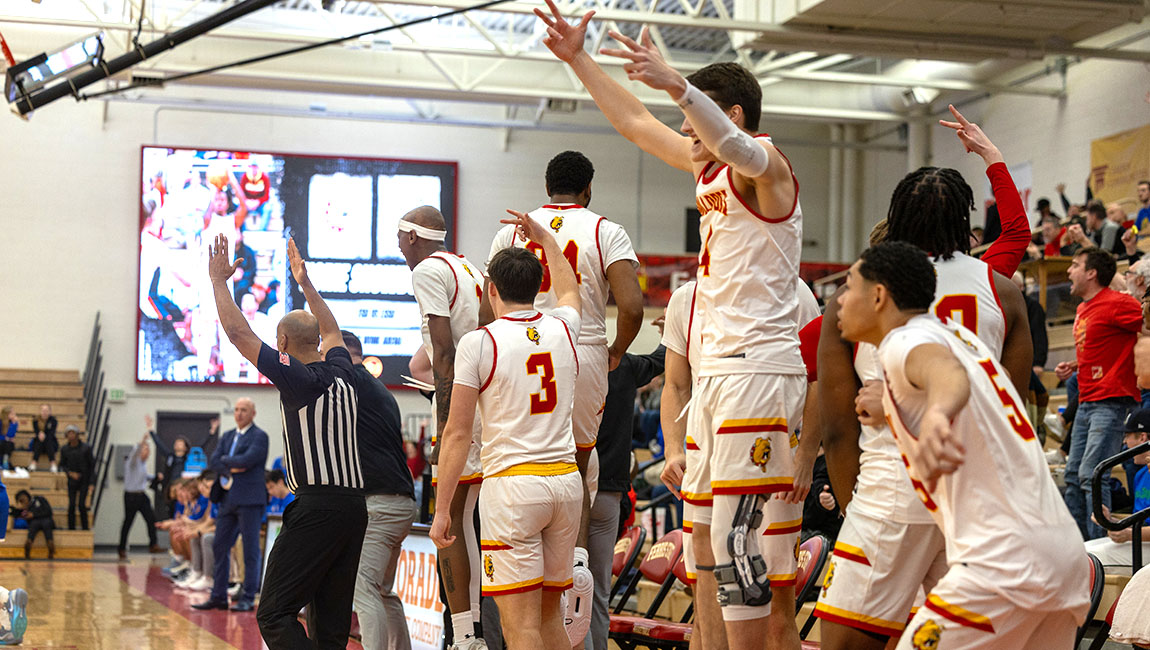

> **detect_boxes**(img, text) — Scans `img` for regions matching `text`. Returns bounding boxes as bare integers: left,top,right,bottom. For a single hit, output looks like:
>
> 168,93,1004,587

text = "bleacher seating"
0,368,93,559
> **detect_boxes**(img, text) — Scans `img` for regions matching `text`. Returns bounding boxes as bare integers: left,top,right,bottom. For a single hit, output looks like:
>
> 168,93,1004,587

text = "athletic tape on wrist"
397,220,447,241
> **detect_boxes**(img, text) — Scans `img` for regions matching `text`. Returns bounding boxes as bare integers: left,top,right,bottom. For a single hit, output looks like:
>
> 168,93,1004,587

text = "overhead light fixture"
5,32,103,104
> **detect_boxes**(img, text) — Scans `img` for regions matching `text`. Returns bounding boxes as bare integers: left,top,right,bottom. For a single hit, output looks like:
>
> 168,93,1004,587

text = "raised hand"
144,414,154,431
939,104,1004,166
501,209,554,246
600,27,685,95
208,233,242,283
287,237,309,286
535,0,594,63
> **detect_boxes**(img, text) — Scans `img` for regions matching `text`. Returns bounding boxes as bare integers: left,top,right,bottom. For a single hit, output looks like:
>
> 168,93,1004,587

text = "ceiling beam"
769,69,1065,97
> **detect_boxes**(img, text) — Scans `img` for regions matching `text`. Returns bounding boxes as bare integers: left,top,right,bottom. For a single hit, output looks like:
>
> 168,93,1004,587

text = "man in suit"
193,397,268,612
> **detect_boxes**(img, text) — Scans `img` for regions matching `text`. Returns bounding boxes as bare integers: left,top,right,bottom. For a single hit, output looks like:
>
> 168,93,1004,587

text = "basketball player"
538,5,807,646
398,206,486,649
836,241,1089,648
431,209,583,650
815,110,1033,650
485,150,642,644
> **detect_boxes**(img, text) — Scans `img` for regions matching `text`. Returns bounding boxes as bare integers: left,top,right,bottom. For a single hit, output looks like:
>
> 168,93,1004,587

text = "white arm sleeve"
674,83,769,178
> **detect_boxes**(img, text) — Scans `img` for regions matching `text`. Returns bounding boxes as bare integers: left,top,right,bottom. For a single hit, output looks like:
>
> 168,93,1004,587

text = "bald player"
398,206,487,649
211,234,367,647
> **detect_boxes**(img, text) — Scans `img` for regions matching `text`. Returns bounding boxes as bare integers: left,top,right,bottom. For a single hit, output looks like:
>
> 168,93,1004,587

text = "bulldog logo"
527,327,541,345
912,620,942,650
484,554,495,581
821,561,835,598
750,437,771,472
550,215,564,232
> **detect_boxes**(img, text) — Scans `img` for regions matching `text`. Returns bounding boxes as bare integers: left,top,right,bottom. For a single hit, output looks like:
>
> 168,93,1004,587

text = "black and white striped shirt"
257,344,363,493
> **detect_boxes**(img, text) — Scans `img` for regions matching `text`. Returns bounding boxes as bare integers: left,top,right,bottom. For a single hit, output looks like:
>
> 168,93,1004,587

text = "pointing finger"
948,104,970,126
533,7,556,27
608,29,642,52
600,47,644,62
543,0,563,21
576,9,596,29
640,25,654,49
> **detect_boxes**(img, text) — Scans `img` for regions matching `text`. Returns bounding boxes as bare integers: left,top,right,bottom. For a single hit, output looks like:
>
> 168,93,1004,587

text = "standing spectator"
587,338,665,650
264,470,294,516
58,426,94,531
0,409,17,470
192,397,267,612
29,404,58,472
13,490,53,559
1058,249,1143,540
1136,180,1150,232
209,234,366,648
118,433,162,559
147,413,212,518
1067,200,1125,256
1109,202,1134,230
343,331,418,650
1036,197,1060,223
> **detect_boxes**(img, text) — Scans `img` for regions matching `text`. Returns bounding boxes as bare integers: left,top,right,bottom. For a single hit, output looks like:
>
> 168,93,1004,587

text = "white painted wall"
0,87,834,546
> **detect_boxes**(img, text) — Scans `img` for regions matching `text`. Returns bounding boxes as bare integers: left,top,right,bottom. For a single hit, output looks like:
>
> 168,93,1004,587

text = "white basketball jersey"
880,316,1088,612
456,310,580,478
931,252,1006,358
693,136,805,377
662,280,700,383
489,205,638,347
411,251,484,355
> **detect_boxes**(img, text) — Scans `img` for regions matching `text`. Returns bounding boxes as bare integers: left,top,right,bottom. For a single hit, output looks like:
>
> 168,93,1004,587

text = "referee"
209,234,367,649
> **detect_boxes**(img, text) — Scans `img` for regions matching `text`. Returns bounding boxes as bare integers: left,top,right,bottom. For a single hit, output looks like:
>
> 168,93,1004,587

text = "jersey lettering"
526,352,558,415
977,358,1035,441
699,226,713,278
934,294,978,333
696,189,727,216
526,241,583,292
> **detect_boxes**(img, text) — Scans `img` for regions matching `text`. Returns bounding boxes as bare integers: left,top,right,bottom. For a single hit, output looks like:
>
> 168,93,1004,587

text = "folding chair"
1075,553,1106,648
796,534,831,639
608,530,684,650
609,526,648,605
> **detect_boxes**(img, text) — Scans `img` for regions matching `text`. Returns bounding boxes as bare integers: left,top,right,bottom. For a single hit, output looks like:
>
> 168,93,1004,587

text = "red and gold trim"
682,491,713,506
716,418,788,435
812,603,906,637
488,462,578,479
480,540,513,551
575,440,598,451
682,520,693,534
684,436,700,451
762,518,802,536
711,476,792,495
831,542,871,566
767,572,797,587
431,471,483,488
543,579,574,592
924,594,995,634
482,577,543,596
542,203,585,210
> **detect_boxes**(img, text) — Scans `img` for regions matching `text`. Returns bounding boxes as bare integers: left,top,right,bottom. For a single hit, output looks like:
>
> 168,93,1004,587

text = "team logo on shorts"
526,327,541,345
750,437,772,471
912,620,942,650
550,215,564,232
484,554,495,581
821,561,834,597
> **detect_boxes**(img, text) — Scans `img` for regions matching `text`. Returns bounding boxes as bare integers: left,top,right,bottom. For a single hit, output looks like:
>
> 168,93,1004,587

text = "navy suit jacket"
209,424,269,507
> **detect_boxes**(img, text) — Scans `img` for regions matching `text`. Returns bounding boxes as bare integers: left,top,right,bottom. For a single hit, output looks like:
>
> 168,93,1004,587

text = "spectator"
167,479,209,583
1058,249,1143,540
264,469,294,516
1109,202,1134,229
800,450,842,542
1067,200,1124,256
29,404,58,472
176,472,219,592
1136,180,1150,232
118,432,162,559
193,397,267,613
0,408,17,470
1086,410,1150,568
1036,196,1060,223
1039,215,1070,258
13,490,53,559
148,413,217,518
1127,261,1150,301
157,480,192,577
58,426,94,531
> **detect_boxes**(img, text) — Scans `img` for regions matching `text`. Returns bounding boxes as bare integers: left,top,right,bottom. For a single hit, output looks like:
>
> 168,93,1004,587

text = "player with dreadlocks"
812,105,1035,650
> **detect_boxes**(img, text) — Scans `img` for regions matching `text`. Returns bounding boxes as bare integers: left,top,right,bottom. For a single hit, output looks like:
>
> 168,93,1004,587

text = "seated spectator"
29,404,58,472
0,409,16,470
1088,411,1150,568
1066,200,1125,257
168,480,211,582
13,490,53,559
1109,202,1134,230
801,449,842,542
156,481,191,576
176,472,219,592
264,469,294,517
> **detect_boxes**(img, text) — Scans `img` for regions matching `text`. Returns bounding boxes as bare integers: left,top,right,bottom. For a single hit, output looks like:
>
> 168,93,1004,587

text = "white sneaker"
565,547,594,646
1043,413,1066,442
190,576,214,592
27,463,35,472
449,636,488,650
49,463,57,473
1046,448,1066,465
175,571,201,588
228,583,242,598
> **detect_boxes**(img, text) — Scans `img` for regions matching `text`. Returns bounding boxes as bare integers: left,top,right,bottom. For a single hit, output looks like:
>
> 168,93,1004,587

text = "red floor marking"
106,565,363,650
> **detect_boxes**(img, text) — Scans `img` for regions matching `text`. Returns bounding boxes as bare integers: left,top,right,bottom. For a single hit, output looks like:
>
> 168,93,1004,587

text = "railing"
1092,440,1150,572
80,313,113,520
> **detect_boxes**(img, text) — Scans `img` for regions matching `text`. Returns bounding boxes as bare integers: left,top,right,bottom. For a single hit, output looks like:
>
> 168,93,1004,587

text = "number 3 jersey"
488,205,637,347
878,315,1087,613
851,251,1007,524
453,307,582,478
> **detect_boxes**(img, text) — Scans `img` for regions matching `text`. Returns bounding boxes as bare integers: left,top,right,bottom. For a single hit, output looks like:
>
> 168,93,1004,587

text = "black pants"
211,502,264,602
30,439,55,463
119,491,157,551
67,477,89,530
0,440,13,463
27,517,53,543
256,492,367,650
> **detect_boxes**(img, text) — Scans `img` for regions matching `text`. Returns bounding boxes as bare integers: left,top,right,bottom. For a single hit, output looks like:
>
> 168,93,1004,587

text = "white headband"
397,220,447,241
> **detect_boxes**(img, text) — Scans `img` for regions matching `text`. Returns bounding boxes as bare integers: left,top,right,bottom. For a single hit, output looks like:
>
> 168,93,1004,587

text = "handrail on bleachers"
1091,440,1150,572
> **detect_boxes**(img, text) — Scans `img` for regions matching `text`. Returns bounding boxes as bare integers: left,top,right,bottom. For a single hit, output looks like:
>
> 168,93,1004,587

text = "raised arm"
208,234,262,364
536,0,692,172
502,210,581,316
287,238,346,356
